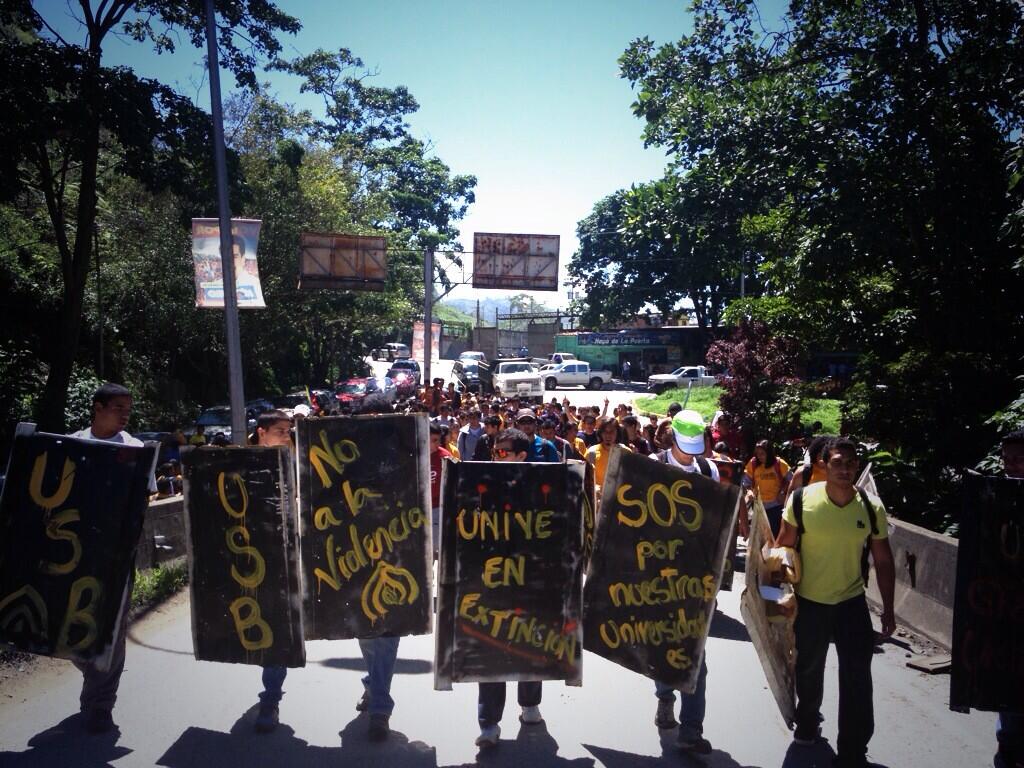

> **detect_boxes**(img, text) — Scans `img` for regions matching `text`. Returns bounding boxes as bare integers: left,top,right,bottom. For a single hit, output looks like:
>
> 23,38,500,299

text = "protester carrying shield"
254,403,403,741
67,383,151,734
474,428,545,748
775,437,896,768
649,410,719,754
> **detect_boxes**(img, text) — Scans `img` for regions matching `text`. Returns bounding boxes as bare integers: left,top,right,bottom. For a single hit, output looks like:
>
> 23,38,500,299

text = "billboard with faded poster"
192,218,265,309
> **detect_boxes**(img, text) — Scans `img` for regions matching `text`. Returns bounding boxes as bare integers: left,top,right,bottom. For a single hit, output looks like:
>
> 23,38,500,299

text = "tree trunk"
35,58,102,433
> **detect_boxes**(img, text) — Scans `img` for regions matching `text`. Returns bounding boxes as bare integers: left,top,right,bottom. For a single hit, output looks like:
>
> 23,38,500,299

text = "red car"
334,377,397,408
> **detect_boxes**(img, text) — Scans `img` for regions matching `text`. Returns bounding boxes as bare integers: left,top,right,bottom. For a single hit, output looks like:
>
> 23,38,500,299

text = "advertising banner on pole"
192,218,265,308
412,321,441,362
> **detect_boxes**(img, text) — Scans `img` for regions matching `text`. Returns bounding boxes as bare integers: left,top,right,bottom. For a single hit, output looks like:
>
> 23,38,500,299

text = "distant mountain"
441,297,558,324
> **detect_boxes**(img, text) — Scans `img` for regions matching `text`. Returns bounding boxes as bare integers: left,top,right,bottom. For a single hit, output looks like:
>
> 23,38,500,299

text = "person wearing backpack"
743,439,793,537
786,434,830,500
775,437,896,768
649,410,720,754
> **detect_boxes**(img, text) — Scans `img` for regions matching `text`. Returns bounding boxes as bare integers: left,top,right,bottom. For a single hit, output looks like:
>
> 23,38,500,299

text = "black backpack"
655,449,713,478
792,486,879,586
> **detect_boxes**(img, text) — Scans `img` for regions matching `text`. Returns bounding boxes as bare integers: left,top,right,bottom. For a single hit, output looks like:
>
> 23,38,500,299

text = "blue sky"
44,1,702,306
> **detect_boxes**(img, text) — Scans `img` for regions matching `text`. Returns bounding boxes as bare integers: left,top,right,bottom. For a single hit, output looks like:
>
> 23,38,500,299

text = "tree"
0,1,299,431
706,319,805,453
618,0,1024,471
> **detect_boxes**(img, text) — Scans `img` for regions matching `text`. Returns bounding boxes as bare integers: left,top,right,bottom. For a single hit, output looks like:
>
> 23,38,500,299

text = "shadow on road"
319,656,432,674
155,704,438,768
585,728,757,767
448,721,594,768
709,609,751,643
779,740,837,767
0,712,133,767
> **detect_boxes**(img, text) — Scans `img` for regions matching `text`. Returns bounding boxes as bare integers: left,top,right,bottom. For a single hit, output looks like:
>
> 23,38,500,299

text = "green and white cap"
672,409,707,455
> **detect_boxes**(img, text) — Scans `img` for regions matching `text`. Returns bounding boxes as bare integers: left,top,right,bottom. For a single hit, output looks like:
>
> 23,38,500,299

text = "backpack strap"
801,464,813,486
793,486,804,553
856,488,879,585
695,456,712,478
857,488,879,536
655,449,671,464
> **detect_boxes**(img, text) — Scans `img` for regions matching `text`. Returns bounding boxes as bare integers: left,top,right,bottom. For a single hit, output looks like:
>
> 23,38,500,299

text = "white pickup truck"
492,359,544,403
543,361,612,391
647,365,718,393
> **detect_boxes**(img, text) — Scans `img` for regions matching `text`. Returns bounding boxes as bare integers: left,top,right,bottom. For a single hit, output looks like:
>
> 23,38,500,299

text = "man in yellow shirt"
776,437,896,768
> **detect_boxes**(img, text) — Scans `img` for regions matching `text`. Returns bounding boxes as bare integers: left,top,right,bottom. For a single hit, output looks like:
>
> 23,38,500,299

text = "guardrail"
866,517,958,649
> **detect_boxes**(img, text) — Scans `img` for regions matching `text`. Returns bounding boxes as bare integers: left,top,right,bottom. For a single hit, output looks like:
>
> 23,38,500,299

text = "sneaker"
677,732,712,754
367,713,390,742
519,705,543,725
254,703,279,734
85,708,114,734
355,691,370,712
655,700,677,729
793,725,822,746
475,723,501,748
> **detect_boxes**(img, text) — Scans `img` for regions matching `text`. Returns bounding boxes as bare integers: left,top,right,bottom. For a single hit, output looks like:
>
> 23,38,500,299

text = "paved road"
0,574,996,768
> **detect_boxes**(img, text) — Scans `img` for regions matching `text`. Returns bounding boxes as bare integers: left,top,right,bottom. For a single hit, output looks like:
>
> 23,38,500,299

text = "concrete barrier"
135,496,187,570
865,517,958,649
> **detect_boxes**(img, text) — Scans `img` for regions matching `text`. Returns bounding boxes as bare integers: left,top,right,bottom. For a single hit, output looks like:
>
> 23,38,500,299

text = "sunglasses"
493,447,514,459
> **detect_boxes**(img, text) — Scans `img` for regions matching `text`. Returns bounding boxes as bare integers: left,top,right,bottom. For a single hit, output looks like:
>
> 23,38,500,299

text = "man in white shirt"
650,410,719,754
67,383,146,734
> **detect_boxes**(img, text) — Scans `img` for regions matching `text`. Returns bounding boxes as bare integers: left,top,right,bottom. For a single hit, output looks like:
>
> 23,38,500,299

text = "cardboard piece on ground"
434,460,585,689
739,499,797,728
906,654,952,674
296,414,433,641
183,446,305,667
0,424,156,669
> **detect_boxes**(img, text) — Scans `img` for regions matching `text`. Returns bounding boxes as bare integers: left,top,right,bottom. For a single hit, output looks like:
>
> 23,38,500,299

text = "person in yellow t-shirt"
775,437,895,767
743,439,792,536
585,415,632,489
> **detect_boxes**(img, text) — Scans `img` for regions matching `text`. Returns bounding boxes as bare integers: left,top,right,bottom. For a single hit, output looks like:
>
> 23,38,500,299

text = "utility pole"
423,248,433,387
205,0,246,444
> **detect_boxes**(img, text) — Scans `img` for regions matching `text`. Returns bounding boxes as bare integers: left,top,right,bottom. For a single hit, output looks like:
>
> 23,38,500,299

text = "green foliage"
976,375,1024,474
131,559,188,612
706,319,806,452
635,387,724,421
609,1,1024,534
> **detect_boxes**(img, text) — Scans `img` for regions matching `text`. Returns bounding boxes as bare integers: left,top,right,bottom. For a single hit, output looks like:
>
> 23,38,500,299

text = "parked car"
646,365,718,393
458,350,487,363
543,361,612,391
245,398,276,419
452,359,493,395
335,376,397,409
371,342,411,362
386,359,422,388
188,406,255,440
490,358,544,403
272,391,310,410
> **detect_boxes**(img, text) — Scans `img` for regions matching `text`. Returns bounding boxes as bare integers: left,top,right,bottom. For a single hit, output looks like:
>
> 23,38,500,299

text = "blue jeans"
359,636,400,716
478,681,543,727
998,712,1024,754
259,636,401,715
655,656,708,740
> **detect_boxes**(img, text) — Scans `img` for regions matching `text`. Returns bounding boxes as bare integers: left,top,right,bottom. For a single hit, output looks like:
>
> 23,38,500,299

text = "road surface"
0,570,996,768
